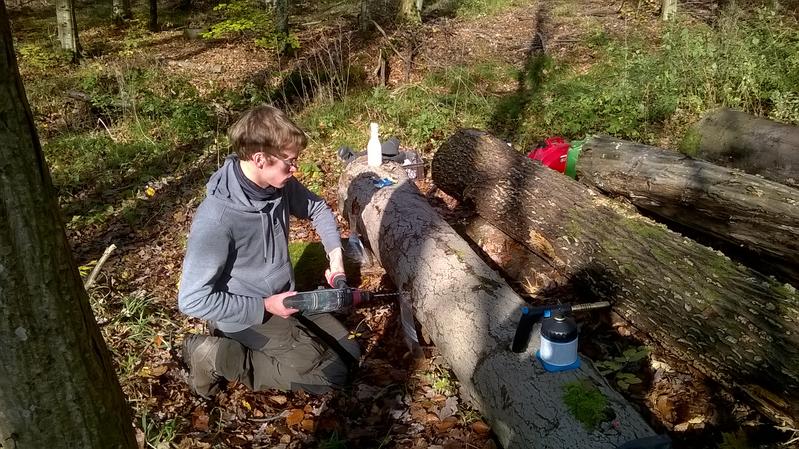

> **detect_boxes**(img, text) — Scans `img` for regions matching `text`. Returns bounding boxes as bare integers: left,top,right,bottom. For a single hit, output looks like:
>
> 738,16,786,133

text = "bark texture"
148,0,158,32
112,0,132,22
683,108,799,188
338,158,654,449
55,0,80,57
0,4,137,447
432,129,799,426
578,135,799,285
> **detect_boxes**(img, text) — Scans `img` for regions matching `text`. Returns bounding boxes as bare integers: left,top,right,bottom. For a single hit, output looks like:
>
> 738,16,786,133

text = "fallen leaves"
286,408,305,427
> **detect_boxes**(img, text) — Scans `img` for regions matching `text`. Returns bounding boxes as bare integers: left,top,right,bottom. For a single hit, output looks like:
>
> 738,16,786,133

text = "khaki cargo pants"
210,313,360,395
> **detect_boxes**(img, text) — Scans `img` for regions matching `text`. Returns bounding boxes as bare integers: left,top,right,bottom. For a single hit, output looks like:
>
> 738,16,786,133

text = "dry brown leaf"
424,413,440,424
435,416,458,433
269,394,288,405
471,420,490,435
286,408,305,427
301,418,316,432
191,408,210,431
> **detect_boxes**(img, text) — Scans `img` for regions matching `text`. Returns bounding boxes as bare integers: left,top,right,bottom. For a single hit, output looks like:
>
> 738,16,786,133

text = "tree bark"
148,0,158,32
577,134,799,286
55,0,80,59
358,0,369,33
112,0,132,23
432,129,799,427
274,0,289,44
338,158,655,448
398,0,418,21
0,3,137,448
661,0,676,20
682,108,799,188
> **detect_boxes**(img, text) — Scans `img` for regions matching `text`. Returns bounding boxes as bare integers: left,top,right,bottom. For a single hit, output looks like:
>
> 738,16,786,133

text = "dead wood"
338,156,655,449
432,128,799,427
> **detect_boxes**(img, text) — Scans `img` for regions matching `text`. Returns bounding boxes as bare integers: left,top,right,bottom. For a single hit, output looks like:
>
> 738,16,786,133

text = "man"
179,105,360,397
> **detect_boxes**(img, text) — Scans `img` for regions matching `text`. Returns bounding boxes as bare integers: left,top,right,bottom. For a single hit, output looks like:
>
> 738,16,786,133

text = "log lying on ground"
338,157,655,448
432,129,799,427
577,135,799,286
682,108,799,187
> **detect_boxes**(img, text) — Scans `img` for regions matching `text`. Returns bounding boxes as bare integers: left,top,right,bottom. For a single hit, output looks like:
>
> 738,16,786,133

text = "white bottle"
367,122,382,167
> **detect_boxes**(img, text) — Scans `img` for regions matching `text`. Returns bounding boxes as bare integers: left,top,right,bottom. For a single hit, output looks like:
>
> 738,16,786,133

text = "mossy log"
682,108,799,188
432,129,799,427
577,134,799,286
338,157,655,449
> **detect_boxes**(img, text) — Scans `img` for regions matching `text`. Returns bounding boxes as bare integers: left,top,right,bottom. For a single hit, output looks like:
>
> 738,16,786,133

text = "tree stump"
338,157,654,449
577,134,799,286
432,129,799,426
682,108,799,188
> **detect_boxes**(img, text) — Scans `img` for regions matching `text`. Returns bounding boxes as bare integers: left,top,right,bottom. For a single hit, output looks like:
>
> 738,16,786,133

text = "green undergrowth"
12,0,798,237
513,6,799,143
289,241,328,291
297,62,515,161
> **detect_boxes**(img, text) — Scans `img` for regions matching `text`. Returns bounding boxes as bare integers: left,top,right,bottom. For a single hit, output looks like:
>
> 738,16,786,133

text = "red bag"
527,137,570,173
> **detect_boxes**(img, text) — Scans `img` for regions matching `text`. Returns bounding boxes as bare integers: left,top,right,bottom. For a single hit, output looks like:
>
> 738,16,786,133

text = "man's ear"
252,152,267,168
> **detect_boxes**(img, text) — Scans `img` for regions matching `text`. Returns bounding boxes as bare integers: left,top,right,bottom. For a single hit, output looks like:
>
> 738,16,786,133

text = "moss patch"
562,381,610,430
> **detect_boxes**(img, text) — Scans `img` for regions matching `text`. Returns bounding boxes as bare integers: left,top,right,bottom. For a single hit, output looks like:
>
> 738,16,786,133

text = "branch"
84,244,117,290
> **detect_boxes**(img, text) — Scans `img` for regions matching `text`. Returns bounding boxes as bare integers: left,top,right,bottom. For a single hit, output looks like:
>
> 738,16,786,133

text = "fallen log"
576,135,799,286
432,129,799,427
682,108,799,188
338,157,655,448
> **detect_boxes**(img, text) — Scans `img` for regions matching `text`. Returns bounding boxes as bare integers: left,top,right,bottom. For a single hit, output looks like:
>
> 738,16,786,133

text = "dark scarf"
231,156,281,201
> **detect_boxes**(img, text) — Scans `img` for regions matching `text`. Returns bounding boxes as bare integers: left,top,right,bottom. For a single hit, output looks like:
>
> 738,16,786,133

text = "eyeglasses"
272,154,299,169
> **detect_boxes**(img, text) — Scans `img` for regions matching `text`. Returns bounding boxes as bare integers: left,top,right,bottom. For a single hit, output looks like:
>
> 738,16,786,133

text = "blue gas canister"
536,312,580,372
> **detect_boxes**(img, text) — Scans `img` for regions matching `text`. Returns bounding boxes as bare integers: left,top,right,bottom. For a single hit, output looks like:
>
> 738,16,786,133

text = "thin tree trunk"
338,157,655,449
0,3,137,447
149,0,158,32
55,0,80,59
577,134,799,286
274,0,289,38
682,108,799,188
432,129,799,427
662,0,676,19
359,0,369,32
112,0,132,22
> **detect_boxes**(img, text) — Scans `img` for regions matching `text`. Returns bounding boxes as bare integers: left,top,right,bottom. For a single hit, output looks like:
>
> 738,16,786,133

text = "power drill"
282,272,399,313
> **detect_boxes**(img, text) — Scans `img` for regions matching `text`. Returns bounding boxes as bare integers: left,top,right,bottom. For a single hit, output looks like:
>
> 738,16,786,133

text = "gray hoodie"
178,156,341,333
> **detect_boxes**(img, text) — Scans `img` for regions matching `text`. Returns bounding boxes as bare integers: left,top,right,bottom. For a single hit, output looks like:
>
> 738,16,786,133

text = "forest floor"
8,0,799,447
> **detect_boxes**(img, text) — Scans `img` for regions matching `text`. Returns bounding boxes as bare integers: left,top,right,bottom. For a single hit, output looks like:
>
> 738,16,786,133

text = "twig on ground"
84,243,117,289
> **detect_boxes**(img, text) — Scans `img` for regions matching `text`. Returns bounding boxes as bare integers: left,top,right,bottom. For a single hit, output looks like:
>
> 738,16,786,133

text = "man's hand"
326,247,346,288
264,291,299,319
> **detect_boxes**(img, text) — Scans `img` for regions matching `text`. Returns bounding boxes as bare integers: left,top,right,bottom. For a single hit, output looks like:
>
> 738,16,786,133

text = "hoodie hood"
206,155,281,212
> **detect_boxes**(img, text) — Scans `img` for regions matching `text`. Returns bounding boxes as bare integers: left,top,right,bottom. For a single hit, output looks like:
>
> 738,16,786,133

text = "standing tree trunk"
274,0,289,52
398,0,418,21
359,0,370,32
661,0,676,19
432,129,799,427
0,3,137,448
112,0,132,23
682,108,799,188
577,135,799,286
149,0,158,32
338,158,655,449
55,0,80,59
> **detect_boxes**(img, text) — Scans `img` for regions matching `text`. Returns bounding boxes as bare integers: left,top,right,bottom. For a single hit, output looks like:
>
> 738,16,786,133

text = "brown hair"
228,105,307,160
